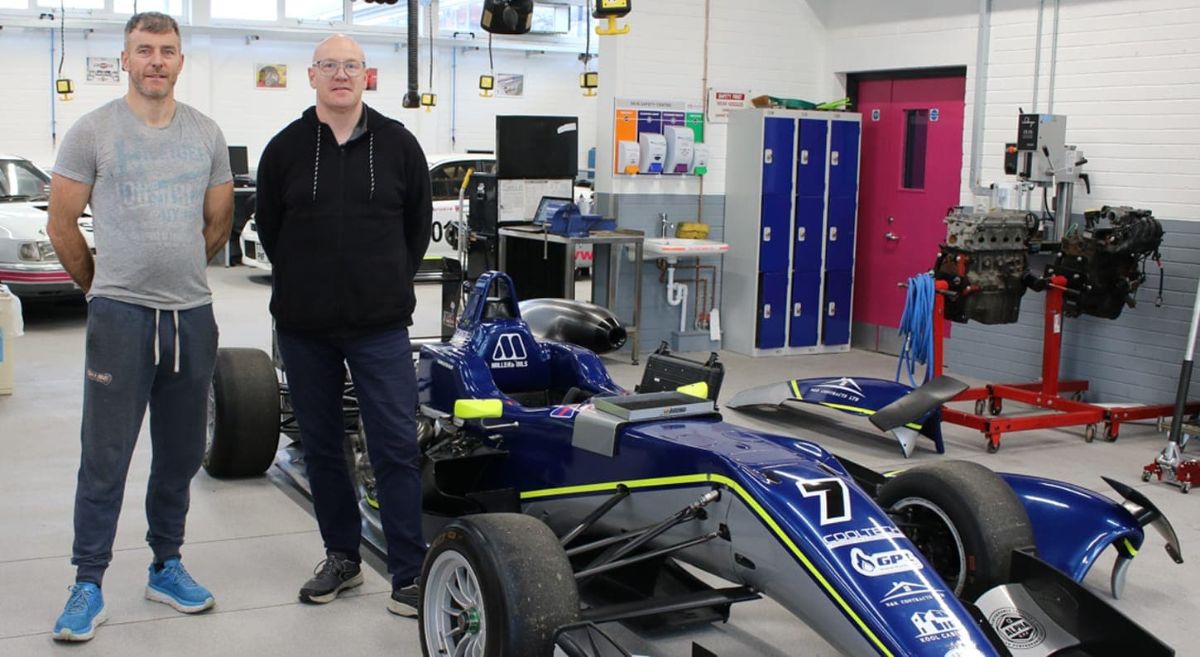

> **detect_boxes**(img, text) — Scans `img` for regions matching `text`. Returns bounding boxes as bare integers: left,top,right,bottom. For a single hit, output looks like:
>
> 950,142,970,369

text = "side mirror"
454,398,504,420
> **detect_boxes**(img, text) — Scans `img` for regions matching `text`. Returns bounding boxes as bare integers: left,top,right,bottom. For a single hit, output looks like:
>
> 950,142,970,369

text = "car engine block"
934,208,1039,325
1048,206,1163,319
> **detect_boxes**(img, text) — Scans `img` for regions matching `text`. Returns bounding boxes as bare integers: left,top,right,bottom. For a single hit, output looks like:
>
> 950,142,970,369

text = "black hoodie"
255,105,432,335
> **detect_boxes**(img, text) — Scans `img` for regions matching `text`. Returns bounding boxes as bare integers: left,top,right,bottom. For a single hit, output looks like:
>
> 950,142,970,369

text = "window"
0,0,31,9
37,0,104,8
430,162,474,201
1,160,51,201
285,0,343,22
211,0,275,21
113,0,184,14
902,109,929,190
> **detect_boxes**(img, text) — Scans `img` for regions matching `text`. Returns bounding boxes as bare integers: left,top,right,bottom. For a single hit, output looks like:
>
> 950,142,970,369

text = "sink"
643,238,730,262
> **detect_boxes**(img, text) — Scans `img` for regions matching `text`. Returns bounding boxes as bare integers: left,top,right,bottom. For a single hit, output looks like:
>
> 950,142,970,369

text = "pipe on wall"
1048,0,1061,113
968,0,993,197
1033,0,1045,111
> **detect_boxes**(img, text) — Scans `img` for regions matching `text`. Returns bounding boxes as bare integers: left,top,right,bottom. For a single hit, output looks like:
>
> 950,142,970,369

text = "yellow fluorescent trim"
1123,538,1139,557
677,382,709,399
454,398,503,420
520,473,893,657
789,380,803,399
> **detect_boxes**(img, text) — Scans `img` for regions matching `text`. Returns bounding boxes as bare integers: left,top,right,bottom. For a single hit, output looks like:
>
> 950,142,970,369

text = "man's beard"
133,72,171,98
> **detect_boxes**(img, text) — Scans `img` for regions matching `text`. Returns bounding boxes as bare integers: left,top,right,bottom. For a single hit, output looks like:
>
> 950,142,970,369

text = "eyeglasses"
312,59,366,78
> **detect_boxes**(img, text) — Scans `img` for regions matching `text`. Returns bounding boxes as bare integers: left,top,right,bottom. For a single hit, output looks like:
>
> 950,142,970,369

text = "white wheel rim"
423,550,487,657
892,496,967,595
204,383,216,466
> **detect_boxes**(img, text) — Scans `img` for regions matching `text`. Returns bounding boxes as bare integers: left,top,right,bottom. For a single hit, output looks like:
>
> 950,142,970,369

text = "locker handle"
797,226,806,242
763,304,772,319
827,302,837,317
763,226,772,242
831,151,840,166
800,149,809,165
764,148,774,165
829,226,838,242
793,303,802,317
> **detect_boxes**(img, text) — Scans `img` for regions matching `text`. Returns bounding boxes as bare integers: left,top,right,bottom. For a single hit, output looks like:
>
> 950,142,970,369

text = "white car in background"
0,155,94,298
241,153,594,271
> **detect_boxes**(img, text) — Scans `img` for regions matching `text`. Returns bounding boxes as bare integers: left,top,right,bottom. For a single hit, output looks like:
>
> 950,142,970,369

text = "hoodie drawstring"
152,309,182,375
368,132,375,200
312,124,322,201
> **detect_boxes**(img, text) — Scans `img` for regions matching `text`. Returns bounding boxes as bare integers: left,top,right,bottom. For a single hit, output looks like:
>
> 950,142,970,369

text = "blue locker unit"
723,108,861,357
759,118,795,273
757,272,789,349
824,270,854,346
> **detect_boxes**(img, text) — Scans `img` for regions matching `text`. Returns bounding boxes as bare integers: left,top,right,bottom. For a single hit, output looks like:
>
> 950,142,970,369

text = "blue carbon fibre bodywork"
999,473,1144,581
416,272,1153,657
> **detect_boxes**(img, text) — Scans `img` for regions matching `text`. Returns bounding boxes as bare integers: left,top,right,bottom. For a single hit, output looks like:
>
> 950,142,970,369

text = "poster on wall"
707,89,750,123
495,73,524,97
86,57,120,85
365,67,379,91
255,64,287,89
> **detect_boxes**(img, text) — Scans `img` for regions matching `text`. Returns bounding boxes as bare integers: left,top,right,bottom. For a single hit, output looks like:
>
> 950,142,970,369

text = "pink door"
854,76,966,331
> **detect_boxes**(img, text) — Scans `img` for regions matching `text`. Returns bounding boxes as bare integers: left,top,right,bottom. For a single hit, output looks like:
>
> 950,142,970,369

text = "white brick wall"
595,0,831,196
827,0,1200,221
1,28,595,172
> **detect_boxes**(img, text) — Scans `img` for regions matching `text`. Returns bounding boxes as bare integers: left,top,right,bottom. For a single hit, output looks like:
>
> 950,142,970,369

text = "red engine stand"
933,277,1200,452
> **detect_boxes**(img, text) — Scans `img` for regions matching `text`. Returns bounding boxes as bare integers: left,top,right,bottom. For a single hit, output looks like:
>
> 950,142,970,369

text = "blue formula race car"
207,271,1183,657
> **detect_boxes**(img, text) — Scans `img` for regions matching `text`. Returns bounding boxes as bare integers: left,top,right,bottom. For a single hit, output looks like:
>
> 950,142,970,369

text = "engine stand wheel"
1141,470,1153,483
986,437,1000,454
1084,424,1097,443
1071,391,1085,402
1104,422,1119,442
974,399,987,416
988,398,1003,416
1182,482,1192,494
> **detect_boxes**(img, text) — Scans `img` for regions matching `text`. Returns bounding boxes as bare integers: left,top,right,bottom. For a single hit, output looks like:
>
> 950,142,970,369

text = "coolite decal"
822,525,905,549
796,478,852,525
988,607,1046,650
811,377,865,402
910,608,965,644
490,333,529,369
880,580,942,608
850,547,923,577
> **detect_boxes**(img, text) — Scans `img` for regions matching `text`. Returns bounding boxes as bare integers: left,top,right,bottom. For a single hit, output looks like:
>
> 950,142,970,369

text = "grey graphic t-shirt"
54,99,231,310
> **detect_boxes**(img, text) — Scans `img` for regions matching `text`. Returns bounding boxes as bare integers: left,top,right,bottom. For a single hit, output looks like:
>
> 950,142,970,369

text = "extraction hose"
403,0,419,108
896,273,936,387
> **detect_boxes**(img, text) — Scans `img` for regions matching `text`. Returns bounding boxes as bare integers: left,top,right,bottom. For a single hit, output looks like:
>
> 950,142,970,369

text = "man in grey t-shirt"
46,12,233,642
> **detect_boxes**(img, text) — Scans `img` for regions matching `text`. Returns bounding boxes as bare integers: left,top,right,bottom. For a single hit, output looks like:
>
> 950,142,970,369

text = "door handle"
884,231,901,241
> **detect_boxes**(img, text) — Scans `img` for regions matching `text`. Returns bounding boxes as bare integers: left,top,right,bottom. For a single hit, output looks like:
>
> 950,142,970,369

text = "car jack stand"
933,277,1200,452
1143,274,1200,494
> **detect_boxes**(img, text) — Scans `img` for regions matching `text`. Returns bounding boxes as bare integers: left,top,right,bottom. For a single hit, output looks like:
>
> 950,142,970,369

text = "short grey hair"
124,12,180,42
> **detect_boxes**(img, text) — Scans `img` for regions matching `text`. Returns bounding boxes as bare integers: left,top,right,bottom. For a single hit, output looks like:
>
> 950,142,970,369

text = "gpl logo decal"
490,333,529,369
850,547,923,577
988,607,1046,650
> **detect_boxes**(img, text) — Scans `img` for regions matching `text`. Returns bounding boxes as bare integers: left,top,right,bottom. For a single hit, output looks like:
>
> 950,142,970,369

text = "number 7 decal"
797,478,852,525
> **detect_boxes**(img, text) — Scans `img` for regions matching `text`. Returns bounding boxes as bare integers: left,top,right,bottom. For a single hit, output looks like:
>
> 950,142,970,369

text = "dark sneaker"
52,583,107,642
299,553,363,604
387,583,419,618
145,559,215,613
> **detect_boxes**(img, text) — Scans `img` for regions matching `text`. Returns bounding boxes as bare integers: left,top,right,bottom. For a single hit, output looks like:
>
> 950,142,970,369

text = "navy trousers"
275,327,424,588
73,298,218,585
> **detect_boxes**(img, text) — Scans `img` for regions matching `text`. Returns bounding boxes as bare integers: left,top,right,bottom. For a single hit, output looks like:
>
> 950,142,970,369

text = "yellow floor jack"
1143,277,1200,493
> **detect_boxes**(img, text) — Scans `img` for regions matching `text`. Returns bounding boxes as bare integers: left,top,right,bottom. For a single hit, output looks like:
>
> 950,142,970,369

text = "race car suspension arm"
574,530,725,581
580,490,722,575
560,485,631,548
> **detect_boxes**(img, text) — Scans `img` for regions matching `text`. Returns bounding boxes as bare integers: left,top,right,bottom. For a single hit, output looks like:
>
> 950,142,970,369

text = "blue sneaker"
145,559,215,613
52,582,107,642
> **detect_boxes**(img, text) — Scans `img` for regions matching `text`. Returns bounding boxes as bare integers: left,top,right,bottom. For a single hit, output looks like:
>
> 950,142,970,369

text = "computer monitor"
228,146,249,177
532,196,573,225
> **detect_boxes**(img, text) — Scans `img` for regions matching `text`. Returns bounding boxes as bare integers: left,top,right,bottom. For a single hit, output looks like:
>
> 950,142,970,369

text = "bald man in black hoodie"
255,34,431,618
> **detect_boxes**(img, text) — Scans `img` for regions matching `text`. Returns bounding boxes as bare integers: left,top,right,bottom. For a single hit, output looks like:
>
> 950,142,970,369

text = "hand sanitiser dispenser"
662,125,695,174
638,133,667,174
617,140,640,174
690,143,710,176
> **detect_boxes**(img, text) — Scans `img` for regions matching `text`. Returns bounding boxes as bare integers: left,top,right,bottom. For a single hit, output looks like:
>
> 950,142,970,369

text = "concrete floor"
0,265,1196,657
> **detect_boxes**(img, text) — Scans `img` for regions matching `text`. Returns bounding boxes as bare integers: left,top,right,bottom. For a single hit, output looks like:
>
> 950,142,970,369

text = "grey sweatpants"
71,297,218,585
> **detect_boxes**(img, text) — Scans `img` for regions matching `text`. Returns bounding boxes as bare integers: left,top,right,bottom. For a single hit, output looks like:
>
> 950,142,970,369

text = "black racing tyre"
420,513,580,657
877,460,1034,601
205,348,281,478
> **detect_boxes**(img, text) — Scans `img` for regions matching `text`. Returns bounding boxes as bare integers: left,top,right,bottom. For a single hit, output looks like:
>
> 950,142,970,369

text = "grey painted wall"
945,218,1199,406
593,192,727,354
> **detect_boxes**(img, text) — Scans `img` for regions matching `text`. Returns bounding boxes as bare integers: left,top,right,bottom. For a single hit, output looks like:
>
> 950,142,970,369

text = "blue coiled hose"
896,273,935,387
